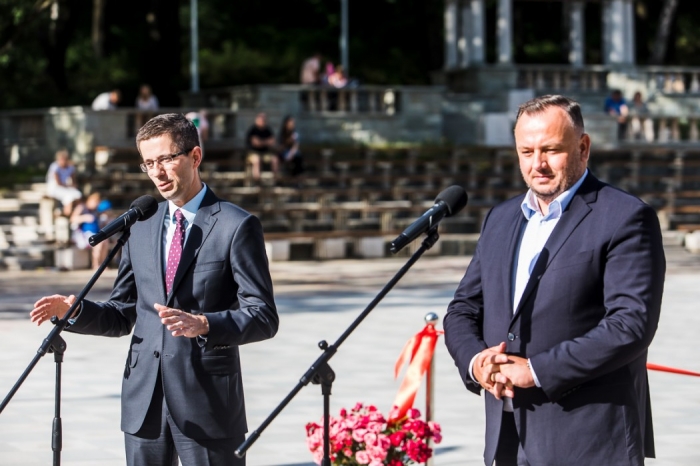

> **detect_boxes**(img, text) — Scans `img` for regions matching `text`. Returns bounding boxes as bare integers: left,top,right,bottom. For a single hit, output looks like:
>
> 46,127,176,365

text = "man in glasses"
31,113,278,466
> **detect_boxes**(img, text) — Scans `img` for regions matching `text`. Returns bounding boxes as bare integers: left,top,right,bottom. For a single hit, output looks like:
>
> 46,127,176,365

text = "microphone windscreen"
435,186,468,217
130,195,159,220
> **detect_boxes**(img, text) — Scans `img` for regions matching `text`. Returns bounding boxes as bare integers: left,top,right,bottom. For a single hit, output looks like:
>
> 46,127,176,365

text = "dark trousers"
494,411,530,466
124,373,245,466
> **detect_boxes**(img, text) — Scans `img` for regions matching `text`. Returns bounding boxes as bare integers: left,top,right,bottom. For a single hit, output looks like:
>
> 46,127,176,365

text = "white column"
470,0,486,64
459,2,472,68
497,0,512,65
444,0,458,69
623,0,635,64
569,1,585,67
603,0,633,65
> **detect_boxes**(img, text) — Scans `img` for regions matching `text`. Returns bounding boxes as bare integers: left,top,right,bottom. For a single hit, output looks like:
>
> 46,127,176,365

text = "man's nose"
533,151,547,168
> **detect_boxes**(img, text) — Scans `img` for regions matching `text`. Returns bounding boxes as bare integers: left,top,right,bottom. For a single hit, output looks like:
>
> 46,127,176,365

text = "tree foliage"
1,0,700,111
0,0,443,109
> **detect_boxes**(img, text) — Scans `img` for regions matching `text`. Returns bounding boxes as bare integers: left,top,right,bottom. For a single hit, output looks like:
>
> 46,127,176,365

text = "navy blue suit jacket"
68,188,278,440
444,174,665,466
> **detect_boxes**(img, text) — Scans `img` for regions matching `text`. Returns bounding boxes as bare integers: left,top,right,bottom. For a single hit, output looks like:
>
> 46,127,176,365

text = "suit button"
153,351,160,358
507,333,515,341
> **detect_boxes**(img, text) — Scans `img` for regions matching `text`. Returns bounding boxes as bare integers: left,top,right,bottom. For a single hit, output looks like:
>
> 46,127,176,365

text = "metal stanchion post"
424,312,438,466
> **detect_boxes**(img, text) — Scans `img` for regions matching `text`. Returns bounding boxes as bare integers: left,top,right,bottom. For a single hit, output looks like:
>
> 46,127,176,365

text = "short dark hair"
515,95,584,135
136,113,200,153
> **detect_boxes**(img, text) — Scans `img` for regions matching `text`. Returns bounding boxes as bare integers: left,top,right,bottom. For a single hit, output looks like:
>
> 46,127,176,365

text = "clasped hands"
473,342,535,400
29,295,208,338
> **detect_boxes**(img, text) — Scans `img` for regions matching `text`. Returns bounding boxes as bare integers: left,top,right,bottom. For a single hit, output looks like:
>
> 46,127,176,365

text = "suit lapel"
167,189,220,304
502,204,527,317
511,175,599,322
151,202,168,304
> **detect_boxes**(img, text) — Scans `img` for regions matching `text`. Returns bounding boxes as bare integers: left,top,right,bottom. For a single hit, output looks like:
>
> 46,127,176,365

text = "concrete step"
0,199,21,211
0,245,54,259
0,243,57,271
17,189,46,203
0,213,40,225
9,182,47,192
0,256,47,271
0,224,49,246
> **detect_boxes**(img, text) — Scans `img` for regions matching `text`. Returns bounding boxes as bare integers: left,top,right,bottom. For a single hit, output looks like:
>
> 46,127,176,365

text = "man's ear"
579,133,591,162
191,146,203,169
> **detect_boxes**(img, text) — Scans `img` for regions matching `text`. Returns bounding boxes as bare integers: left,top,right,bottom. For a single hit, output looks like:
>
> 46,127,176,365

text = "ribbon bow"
390,323,443,421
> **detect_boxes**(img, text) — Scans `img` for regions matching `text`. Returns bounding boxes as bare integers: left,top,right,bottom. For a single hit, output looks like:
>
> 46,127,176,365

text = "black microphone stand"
0,230,131,466
235,227,440,463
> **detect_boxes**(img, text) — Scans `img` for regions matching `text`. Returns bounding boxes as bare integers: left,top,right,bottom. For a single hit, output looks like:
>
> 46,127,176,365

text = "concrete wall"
197,85,445,146
3,69,700,168
0,107,91,168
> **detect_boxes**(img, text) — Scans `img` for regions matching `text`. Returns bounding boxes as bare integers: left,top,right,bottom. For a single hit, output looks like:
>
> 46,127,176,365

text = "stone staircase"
0,183,62,271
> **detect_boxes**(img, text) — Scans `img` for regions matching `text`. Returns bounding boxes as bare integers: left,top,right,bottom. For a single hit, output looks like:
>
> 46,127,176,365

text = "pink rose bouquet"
305,403,442,465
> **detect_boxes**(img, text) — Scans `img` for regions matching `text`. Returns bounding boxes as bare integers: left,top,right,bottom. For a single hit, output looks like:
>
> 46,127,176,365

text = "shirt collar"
521,169,588,221
168,183,208,225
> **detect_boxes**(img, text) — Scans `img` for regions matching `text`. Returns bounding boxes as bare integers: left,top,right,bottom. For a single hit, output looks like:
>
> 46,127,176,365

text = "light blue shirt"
512,170,589,311
162,183,208,273
468,170,588,408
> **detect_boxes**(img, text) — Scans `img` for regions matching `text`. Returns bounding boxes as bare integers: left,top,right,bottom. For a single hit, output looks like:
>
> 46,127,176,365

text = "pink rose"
363,432,378,446
368,444,388,461
352,427,368,443
355,450,370,464
377,433,391,450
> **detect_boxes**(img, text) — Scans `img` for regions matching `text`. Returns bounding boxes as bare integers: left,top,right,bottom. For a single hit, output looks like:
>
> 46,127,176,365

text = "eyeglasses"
139,150,190,172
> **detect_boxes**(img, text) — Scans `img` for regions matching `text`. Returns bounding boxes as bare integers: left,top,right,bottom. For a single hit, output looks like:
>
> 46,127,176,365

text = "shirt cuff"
527,358,541,387
67,302,83,326
468,353,480,384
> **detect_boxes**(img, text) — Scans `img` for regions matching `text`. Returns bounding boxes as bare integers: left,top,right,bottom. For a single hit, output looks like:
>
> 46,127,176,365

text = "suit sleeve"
443,211,493,395
205,214,279,347
530,204,665,401
67,238,138,337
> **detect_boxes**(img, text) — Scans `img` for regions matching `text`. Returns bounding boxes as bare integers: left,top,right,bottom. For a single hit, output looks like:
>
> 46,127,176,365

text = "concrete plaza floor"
0,250,698,465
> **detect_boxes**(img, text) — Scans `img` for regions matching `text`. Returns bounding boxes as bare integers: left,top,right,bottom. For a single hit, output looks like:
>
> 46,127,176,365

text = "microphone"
390,185,468,254
89,195,159,246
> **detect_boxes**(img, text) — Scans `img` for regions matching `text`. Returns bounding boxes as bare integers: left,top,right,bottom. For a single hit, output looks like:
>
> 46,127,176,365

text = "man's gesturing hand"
30,294,76,325
473,342,515,400
156,304,209,338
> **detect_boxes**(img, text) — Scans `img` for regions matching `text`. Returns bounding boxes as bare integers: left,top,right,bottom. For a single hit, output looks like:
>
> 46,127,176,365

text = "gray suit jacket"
444,175,665,466
68,187,278,439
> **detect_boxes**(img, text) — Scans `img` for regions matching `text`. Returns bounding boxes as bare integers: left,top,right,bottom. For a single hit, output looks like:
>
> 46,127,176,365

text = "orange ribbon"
390,324,443,421
647,363,700,377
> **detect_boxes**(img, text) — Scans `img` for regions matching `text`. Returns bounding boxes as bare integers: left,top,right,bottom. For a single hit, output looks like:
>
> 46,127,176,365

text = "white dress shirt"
162,183,208,273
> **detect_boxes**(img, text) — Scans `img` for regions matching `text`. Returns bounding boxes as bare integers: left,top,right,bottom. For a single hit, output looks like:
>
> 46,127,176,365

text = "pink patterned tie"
165,209,185,294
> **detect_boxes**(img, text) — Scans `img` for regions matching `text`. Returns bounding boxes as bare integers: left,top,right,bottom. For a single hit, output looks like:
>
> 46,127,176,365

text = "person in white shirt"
45,149,82,216
91,89,121,110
